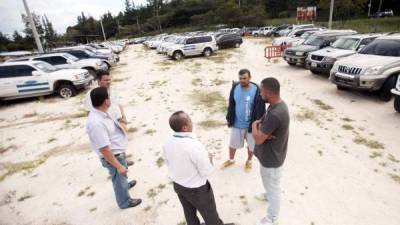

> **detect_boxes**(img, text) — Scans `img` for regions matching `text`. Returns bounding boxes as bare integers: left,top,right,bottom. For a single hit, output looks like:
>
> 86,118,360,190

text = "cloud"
0,0,147,36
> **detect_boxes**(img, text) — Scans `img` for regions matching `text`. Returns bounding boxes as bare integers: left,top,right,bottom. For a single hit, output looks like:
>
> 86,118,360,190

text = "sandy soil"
0,38,399,225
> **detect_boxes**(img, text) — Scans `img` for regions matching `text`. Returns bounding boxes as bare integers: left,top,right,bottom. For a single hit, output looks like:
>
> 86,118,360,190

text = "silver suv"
330,34,400,101
167,35,218,60
306,34,381,74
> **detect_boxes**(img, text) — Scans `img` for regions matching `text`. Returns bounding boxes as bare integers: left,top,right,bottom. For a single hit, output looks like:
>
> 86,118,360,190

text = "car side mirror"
32,71,42,76
357,45,365,51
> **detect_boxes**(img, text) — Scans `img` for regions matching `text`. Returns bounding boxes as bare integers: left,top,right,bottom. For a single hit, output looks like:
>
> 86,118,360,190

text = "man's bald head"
169,111,192,132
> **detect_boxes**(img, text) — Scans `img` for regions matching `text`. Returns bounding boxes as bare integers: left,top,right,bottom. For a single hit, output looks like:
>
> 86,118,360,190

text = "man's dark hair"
261,77,280,95
97,71,110,81
169,111,189,132
90,87,109,107
239,69,251,77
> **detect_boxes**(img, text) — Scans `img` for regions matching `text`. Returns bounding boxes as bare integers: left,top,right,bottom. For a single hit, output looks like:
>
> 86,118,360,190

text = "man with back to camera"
252,77,290,225
222,69,265,171
86,87,142,209
163,111,235,225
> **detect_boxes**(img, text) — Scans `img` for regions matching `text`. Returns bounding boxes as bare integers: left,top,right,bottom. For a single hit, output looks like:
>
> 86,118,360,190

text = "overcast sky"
0,0,148,37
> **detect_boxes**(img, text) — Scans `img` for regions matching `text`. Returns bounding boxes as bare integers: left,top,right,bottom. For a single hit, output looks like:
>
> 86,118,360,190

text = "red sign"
297,7,317,22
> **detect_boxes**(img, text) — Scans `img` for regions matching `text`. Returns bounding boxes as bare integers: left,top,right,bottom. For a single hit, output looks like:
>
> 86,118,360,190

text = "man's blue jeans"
100,154,131,209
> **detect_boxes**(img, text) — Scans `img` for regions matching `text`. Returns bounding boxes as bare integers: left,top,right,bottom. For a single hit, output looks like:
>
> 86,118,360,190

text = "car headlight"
74,74,85,80
364,66,383,75
295,51,304,56
96,61,102,66
323,57,336,63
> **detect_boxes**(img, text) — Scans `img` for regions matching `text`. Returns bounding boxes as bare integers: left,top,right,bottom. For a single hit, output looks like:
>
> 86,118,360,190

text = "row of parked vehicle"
0,40,129,101
136,31,243,60
272,24,400,112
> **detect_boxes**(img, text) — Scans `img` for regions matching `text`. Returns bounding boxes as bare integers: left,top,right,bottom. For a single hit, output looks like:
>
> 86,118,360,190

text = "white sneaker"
256,217,279,225
255,193,268,202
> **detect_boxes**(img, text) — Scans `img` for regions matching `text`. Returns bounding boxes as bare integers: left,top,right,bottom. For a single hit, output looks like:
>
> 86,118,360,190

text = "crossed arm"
252,120,274,145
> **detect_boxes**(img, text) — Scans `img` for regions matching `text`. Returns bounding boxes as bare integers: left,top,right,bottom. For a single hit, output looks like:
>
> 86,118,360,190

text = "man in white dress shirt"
163,111,234,225
86,87,141,209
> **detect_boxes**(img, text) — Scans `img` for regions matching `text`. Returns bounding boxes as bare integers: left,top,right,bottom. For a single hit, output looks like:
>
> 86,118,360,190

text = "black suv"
216,33,243,49
283,30,357,67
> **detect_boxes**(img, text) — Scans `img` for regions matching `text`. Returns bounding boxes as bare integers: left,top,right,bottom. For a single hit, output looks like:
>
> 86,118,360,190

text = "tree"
319,0,368,22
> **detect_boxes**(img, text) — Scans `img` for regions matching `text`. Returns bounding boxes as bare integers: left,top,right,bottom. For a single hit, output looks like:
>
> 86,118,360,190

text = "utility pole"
368,0,373,17
378,0,383,12
328,0,334,29
238,0,241,8
136,15,141,34
100,19,106,41
22,0,43,53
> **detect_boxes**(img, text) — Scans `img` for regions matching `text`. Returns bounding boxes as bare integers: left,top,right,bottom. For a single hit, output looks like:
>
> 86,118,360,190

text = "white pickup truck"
0,61,91,100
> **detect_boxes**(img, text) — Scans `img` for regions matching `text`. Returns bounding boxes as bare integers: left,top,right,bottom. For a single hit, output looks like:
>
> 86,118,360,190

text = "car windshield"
34,62,58,72
331,38,359,50
301,32,314,39
63,54,79,62
359,39,400,57
304,36,324,46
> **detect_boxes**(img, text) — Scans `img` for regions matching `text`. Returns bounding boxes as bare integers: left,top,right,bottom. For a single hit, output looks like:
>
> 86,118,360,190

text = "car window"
0,66,15,78
33,57,53,64
186,38,195,44
33,62,58,73
4,65,36,77
304,36,324,46
359,39,400,57
51,56,67,65
360,38,375,46
331,38,359,50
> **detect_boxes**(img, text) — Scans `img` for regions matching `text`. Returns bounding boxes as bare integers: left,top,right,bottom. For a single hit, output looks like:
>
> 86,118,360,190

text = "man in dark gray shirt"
252,77,289,225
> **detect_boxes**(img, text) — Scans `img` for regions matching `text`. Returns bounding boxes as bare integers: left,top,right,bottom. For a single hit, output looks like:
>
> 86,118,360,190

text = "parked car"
272,28,322,46
0,61,91,100
167,35,218,60
270,24,291,37
283,30,357,67
391,75,400,112
240,27,259,36
9,52,108,78
216,33,243,48
330,34,400,101
252,26,274,36
287,30,324,46
306,34,381,74
371,9,394,18
279,24,315,37
52,48,117,67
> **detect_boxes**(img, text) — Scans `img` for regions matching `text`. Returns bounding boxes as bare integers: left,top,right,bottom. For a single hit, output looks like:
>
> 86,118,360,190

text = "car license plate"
311,62,317,67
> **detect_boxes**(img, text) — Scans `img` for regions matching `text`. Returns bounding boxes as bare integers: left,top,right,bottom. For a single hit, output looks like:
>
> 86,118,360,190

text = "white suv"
11,53,107,79
167,35,218,60
0,61,92,100
391,74,400,112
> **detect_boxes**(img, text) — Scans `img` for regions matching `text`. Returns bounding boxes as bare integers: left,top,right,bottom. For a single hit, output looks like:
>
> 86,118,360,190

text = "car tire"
337,85,347,90
287,62,296,66
310,69,320,75
234,43,240,48
173,51,183,60
58,84,76,99
379,75,397,102
203,48,212,57
394,96,400,113
85,68,96,79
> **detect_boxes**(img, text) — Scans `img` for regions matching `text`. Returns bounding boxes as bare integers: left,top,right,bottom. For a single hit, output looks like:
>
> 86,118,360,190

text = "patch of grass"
113,77,129,83
208,50,233,64
156,157,164,168
48,137,57,143
191,78,202,86
71,111,87,118
369,151,383,159
198,119,225,129
23,112,38,118
144,129,156,135
353,136,385,149
147,188,158,198
149,80,168,88
143,205,152,211
0,158,46,182
341,124,354,130
86,191,96,197
388,173,400,184
190,91,227,114
210,78,229,86
312,99,333,110
296,108,321,125
341,117,354,122
128,127,139,133
317,150,323,156
144,97,152,101
0,145,17,154
18,193,33,202
388,154,400,163
89,207,97,212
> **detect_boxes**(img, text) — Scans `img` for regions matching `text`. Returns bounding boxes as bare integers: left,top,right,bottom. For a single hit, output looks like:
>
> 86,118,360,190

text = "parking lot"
0,37,399,225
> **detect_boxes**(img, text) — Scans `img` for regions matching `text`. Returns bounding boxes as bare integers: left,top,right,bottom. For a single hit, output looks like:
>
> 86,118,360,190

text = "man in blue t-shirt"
223,69,265,171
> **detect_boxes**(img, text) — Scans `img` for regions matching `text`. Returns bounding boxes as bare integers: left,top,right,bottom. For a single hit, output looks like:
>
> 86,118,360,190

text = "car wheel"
287,62,296,66
337,85,347,90
379,75,397,102
234,43,240,48
173,51,183,60
310,69,320,75
394,96,400,113
58,84,76,99
203,48,212,57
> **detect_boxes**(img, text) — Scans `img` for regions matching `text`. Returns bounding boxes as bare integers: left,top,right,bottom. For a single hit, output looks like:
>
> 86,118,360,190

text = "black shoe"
127,198,142,208
127,161,134,167
128,180,137,189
